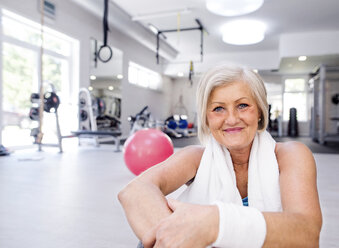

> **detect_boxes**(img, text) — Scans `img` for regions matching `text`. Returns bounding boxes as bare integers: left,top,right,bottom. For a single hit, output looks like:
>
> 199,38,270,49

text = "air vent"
38,0,56,19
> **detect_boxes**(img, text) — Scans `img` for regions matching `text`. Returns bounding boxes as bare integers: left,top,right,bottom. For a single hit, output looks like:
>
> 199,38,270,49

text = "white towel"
178,130,282,212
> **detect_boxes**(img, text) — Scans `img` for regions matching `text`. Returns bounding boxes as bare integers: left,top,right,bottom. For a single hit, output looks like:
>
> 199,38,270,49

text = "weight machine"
29,83,74,152
73,88,122,152
310,65,339,144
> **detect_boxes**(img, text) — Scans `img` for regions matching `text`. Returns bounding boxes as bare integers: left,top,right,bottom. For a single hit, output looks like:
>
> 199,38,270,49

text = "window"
1,9,79,147
283,78,307,121
128,61,162,90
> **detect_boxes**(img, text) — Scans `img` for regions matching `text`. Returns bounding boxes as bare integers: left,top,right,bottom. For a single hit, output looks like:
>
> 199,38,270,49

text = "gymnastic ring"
97,45,113,63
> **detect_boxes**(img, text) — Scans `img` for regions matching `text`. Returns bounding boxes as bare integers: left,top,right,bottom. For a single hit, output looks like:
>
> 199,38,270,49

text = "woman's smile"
224,127,244,133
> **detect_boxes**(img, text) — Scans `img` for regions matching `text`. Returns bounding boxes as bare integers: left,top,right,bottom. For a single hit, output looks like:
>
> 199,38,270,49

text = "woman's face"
206,82,260,151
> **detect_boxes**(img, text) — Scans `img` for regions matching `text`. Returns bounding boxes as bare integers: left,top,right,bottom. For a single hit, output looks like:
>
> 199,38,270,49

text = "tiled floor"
0,139,338,248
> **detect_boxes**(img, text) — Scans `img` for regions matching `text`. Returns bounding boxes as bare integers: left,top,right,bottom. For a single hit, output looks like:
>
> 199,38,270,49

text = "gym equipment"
104,96,121,118
0,144,10,156
167,119,177,129
80,109,88,121
96,97,106,116
332,93,339,105
128,106,152,135
30,93,40,103
310,65,339,144
36,0,45,145
29,83,73,152
96,115,120,130
76,88,123,151
123,129,174,175
288,108,298,137
93,0,113,65
268,104,283,137
43,92,60,113
27,3,75,152
78,88,98,131
72,130,122,152
163,116,182,138
155,19,208,64
29,107,40,121
189,60,194,86
178,119,188,129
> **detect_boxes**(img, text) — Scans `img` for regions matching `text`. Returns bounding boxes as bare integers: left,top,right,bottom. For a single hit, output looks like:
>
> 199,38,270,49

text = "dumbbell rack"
38,108,64,152
29,85,66,152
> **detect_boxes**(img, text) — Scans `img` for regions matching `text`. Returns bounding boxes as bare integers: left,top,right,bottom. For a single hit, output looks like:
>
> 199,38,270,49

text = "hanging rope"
177,12,181,46
37,0,45,146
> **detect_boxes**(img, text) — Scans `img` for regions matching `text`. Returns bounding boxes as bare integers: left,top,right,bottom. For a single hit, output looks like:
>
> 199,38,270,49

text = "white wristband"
212,201,266,248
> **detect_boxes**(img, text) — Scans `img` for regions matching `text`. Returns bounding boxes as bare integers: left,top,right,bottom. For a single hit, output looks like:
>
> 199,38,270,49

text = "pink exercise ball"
123,128,174,176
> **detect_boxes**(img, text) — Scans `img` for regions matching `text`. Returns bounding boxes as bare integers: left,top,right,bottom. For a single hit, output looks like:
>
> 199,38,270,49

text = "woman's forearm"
263,212,322,247
118,180,172,239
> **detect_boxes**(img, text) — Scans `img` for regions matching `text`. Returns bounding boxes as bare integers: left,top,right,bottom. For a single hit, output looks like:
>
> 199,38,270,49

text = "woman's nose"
224,109,239,126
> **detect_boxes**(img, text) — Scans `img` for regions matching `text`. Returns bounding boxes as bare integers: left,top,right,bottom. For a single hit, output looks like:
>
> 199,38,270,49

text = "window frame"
128,61,162,91
0,8,79,146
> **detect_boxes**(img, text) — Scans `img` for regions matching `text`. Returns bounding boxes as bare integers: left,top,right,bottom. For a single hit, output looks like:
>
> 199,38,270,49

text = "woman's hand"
142,199,219,248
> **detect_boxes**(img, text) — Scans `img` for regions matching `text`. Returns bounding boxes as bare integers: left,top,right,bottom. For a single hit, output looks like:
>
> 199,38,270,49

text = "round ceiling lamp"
206,0,264,16
221,20,266,45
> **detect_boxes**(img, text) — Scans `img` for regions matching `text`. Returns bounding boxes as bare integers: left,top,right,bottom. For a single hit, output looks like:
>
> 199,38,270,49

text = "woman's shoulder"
275,141,312,156
274,141,315,171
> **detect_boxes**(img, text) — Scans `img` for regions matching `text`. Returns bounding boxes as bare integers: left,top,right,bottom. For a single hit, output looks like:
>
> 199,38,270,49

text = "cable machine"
310,65,339,144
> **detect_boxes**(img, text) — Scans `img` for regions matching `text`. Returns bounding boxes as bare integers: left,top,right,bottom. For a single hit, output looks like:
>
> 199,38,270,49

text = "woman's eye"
213,106,224,112
238,103,248,109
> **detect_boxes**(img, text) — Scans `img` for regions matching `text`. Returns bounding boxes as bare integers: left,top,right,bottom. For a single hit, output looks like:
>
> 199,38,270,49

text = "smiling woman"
118,64,322,248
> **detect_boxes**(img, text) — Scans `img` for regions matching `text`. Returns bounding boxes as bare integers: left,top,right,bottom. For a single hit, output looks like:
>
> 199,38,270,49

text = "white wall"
280,31,339,58
0,0,174,136
0,23,2,143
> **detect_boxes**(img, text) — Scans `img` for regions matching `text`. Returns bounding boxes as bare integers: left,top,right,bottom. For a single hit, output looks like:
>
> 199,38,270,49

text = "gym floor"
0,139,338,248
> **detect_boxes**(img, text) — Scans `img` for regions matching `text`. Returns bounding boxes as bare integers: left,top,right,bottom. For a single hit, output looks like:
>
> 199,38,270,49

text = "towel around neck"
178,131,282,212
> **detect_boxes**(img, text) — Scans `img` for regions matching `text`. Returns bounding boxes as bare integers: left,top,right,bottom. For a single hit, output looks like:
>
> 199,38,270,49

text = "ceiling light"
90,75,96,80
298,56,307,61
206,0,264,16
108,86,114,91
117,74,123,79
253,69,258,73
221,20,266,45
88,86,93,91
177,72,184,77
